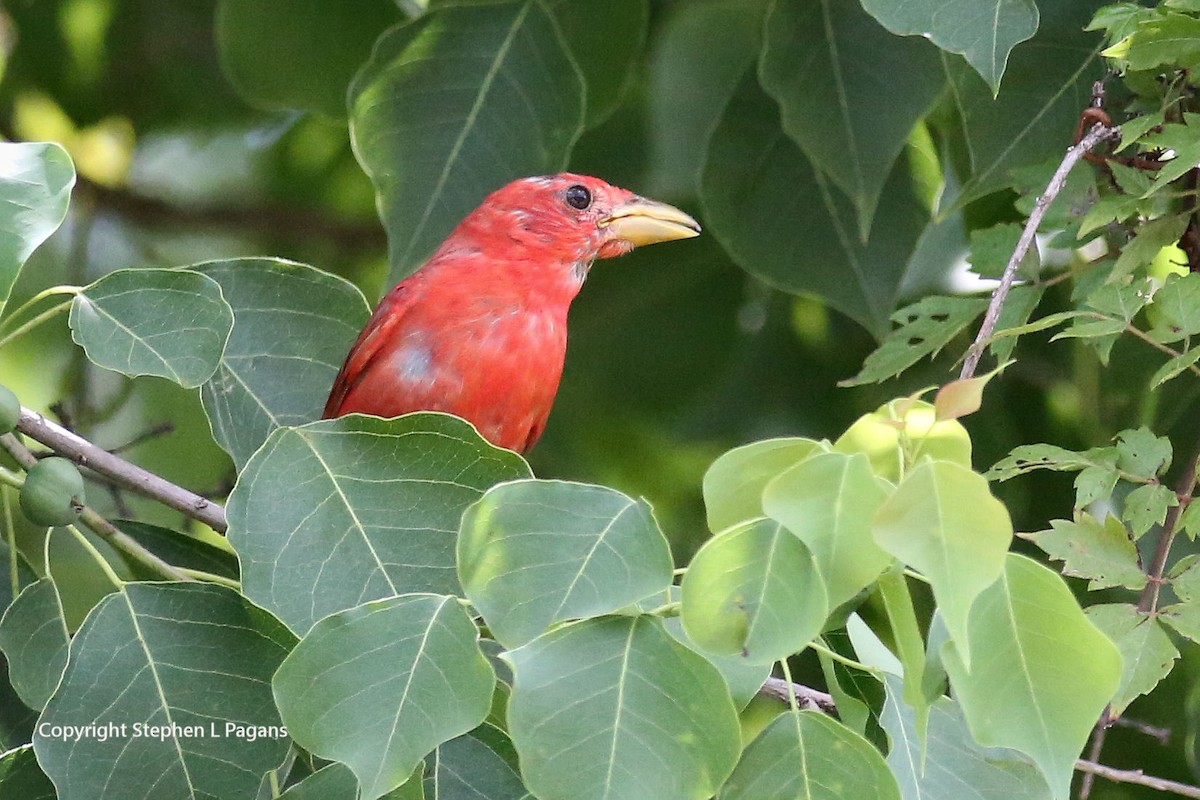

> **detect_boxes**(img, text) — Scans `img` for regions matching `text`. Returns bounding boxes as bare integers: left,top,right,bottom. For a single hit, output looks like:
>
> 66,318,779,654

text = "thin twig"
15,407,227,533
1112,716,1172,745
1138,434,1200,613
0,433,193,582
960,123,1120,380
1079,721,1110,799
757,677,837,715
1076,759,1200,799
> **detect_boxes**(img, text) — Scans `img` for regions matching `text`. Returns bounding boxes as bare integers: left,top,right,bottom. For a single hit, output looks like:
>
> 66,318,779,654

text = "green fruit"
0,385,18,435
19,457,85,527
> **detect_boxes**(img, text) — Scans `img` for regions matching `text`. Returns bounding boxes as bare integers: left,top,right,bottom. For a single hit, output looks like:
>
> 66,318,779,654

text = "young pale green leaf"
834,399,973,481
506,615,740,800
542,0,647,127
968,222,1040,279
762,452,892,608
276,762,360,800
274,594,494,800
216,0,402,116
702,437,827,533
425,727,528,800
35,583,296,800
941,554,1122,800
1123,483,1178,538
1171,554,1200,600
944,2,1100,208
872,460,1013,667
228,413,530,636
934,363,1009,422
721,710,901,800
681,518,828,663
1024,513,1146,590
1115,427,1172,479
0,142,74,316
878,569,932,743
860,0,1038,93
760,0,944,237
0,745,56,800
350,1,585,284
1160,602,1200,642
196,258,371,470
1150,273,1200,340
458,479,673,648
881,676,1052,800
840,296,988,386
69,268,233,388
1085,603,1178,716
701,71,935,338
847,612,903,676
0,577,68,710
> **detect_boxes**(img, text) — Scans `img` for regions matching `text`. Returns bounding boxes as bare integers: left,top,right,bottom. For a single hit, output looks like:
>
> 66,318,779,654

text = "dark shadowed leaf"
274,594,494,800
228,413,530,635
0,746,55,800
350,1,585,284
70,269,233,388
459,479,673,648
0,577,68,711
760,0,945,236
113,520,239,580
34,583,296,800
196,258,371,469
277,762,359,800
426,726,530,800
544,0,647,127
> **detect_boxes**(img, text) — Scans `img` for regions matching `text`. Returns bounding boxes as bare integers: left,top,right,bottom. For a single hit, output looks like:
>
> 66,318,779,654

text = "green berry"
0,385,18,435
19,457,85,527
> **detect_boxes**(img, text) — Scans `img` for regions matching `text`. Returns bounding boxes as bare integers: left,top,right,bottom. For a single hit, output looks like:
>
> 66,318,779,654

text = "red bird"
324,173,700,453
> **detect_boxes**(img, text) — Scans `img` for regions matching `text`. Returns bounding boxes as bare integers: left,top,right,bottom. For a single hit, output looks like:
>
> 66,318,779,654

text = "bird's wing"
323,283,417,418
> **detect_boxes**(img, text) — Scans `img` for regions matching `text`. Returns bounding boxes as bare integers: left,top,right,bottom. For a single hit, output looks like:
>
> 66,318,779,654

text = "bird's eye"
564,184,592,210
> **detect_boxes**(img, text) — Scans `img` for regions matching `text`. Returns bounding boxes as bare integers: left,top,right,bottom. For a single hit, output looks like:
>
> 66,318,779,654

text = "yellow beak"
599,197,701,247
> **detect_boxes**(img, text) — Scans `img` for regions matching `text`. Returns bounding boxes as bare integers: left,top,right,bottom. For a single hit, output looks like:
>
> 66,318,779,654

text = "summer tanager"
323,173,700,452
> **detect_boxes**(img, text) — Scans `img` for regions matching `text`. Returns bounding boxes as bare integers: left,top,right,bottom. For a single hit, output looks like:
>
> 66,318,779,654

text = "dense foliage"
2,1,1200,799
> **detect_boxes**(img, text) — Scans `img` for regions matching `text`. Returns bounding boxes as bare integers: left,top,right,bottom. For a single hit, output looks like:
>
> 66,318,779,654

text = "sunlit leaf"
274,594,494,800
459,479,673,648
841,296,988,386
0,142,74,315
70,269,233,388
506,615,740,800
1085,603,1177,716
1024,513,1146,590
702,437,827,533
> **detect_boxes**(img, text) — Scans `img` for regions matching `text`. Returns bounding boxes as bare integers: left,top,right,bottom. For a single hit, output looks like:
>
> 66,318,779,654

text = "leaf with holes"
228,413,530,635
70,269,233,388
841,296,988,386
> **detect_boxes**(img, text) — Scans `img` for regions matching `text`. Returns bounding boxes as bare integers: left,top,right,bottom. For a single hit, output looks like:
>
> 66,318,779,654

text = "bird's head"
456,173,701,276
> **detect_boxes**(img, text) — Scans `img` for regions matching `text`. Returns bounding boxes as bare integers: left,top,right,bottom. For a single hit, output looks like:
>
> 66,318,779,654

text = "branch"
1077,759,1200,799
960,122,1120,380
757,678,837,715
15,407,227,533
0,433,192,582
1138,432,1200,614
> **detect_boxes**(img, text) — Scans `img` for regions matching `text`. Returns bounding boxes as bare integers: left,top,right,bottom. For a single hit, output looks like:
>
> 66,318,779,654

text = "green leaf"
1123,482,1178,538
701,71,934,338
1024,513,1146,590
506,615,740,800
543,0,647,127
0,745,56,800
1124,12,1200,70
34,583,296,800
860,0,1038,93
681,518,827,663
274,594,494,800
458,479,673,648
196,258,371,470
872,460,1013,667
662,613,771,712
69,268,233,387
1110,215,1190,283
881,676,1052,800
228,413,530,636
1115,426,1172,480
1074,464,1120,508
760,0,944,236
941,554,1122,799
1077,192,1142,238
721,710,901,800
987,442,1107,481
840,296,988,386
944,2,1101,207
968,222,1040,279
0,577,69,710
762,452,893,608
426,727,529,800
350,1,585,283
877,569,932,743
0,142,75,316
1150,346,1200,389
1085,603,1177,716
114,520,239,581
834,399,973,482
1151,272,1200,339
276,762,360,800
216,0,402,116
702,437,827,533
1137,118,1200,190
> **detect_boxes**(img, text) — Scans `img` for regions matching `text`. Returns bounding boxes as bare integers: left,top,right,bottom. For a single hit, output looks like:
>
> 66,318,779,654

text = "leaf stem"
176,567,240,590
960,122,1120,380
4,487,18,600
809,639,885,676
0,300,73,350
63,524,124,589
1138,434,1200,614
0,285,79,332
